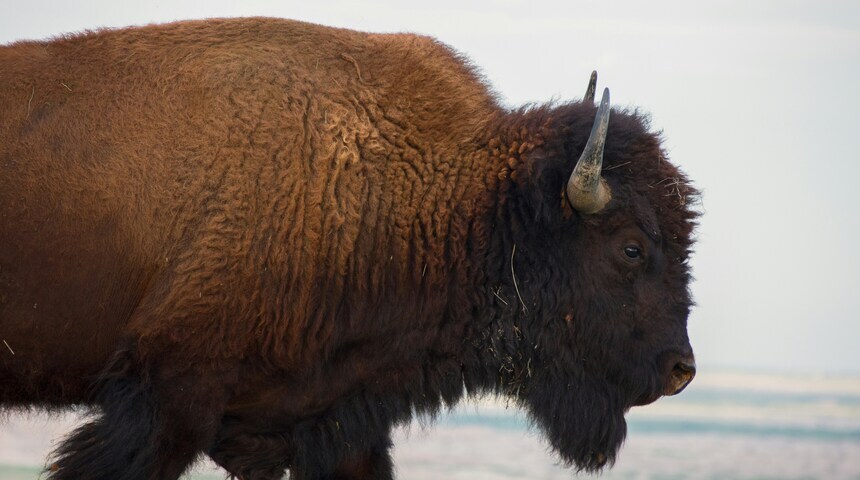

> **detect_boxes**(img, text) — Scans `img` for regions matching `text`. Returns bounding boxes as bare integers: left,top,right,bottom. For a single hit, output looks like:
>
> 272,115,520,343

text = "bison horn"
584,70,597,102
566,87,612,214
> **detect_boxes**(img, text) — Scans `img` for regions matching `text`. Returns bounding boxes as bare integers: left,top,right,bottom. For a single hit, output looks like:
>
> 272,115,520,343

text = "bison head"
474,73,698,472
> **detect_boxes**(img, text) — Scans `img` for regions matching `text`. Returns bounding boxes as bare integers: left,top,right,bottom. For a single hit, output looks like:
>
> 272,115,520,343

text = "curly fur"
0,18,698,479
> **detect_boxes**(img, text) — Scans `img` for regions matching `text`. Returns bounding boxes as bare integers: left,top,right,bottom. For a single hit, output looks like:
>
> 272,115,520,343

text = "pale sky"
2,0,858,375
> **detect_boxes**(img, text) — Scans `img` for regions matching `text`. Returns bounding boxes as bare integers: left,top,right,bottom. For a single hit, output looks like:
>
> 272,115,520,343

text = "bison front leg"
47,349,234,480
329,437,394,480
208,427,293,480
210,430,392,480
288,434,393,480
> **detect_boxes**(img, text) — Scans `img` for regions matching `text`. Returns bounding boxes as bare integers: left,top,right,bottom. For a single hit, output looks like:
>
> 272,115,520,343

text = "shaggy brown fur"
0,17,698,480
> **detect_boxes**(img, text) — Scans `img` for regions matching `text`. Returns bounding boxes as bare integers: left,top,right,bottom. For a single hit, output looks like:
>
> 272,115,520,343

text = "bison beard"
524,373,628,471
0,17,698,480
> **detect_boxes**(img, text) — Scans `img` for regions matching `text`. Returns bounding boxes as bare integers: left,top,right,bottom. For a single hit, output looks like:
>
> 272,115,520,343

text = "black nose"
665,357,696,396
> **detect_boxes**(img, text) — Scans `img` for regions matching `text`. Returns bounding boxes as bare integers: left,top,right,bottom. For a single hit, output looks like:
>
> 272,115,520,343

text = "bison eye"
623,245,643,260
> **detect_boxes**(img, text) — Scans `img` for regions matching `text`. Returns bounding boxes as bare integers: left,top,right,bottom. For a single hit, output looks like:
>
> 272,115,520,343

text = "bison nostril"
676,359,696,377
665,358,696,396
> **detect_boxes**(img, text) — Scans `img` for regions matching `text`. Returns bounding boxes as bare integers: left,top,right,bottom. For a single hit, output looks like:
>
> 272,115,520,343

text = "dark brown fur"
0,18,698,480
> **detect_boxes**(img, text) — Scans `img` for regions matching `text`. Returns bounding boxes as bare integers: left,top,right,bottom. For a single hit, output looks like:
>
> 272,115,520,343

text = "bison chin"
521,374,628,472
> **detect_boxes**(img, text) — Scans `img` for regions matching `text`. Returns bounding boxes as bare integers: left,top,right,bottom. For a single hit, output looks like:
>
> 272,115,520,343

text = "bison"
0,17,698,480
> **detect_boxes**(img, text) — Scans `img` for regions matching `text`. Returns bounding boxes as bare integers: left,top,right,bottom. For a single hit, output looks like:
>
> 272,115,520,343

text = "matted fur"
0,17,698,479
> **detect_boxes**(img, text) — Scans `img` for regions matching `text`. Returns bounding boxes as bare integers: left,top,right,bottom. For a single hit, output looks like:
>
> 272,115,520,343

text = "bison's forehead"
599,111,699,250
640,161,698,252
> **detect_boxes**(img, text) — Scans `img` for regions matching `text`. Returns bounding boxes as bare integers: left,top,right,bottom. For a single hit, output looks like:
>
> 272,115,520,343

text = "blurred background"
1,0,858,478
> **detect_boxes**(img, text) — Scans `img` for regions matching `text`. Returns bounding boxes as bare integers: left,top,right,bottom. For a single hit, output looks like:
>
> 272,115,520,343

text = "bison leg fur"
208,428,293,480
287,434,394,480
47,350,232,480
210,429,393,480
330,436,394,480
